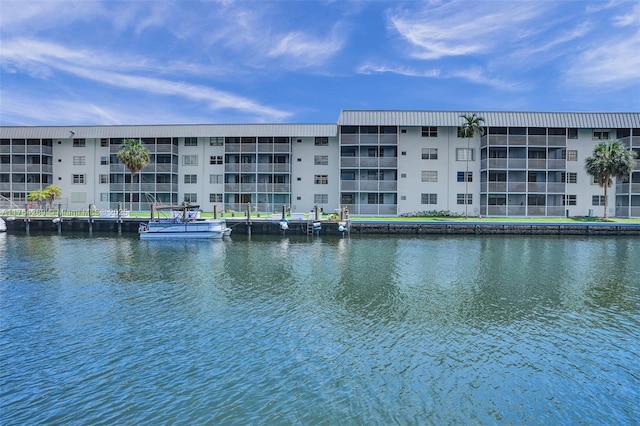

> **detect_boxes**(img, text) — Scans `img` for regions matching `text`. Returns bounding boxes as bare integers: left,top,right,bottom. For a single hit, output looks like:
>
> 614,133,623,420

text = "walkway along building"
1,110,640,217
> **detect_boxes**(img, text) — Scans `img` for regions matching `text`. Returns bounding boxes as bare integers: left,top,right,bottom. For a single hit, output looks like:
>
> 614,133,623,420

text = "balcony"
617,183,640,193
273,143,290,153
508,182,527,192
547,182,565,193
528,135,546,146
508,206,526,216
548,159,566,169
488,135,507,145
488,182,507,192
508,136,527,146
341,135,358,145
527,206,546,216
225,144,241,153
487,206,507,216
528,182,547,192
256,183,290,192
509,159,527,169
528,159,546,169
379,134,397,144
341,180,357,190
488,159,508,168
379,181,397,191
341,157,357,167
548,136,566,146
379,157,397,167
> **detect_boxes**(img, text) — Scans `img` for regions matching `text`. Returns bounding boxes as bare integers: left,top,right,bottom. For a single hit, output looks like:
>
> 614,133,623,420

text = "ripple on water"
1,234,639,424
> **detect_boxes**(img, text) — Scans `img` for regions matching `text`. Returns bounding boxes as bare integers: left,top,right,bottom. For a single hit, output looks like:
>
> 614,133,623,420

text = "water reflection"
2,234,639,425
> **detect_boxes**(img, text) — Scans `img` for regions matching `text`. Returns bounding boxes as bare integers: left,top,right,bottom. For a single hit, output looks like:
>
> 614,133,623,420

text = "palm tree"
459,113,485,218
27,189,47,209
117,138,151,212
42,185,62,210
585,140,636,218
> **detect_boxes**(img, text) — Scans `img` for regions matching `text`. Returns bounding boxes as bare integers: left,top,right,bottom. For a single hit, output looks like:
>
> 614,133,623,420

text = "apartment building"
2,111,639,217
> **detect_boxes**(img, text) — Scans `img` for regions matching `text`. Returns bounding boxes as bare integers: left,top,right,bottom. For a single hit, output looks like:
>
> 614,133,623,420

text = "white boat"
138,205,231,240
0,218,6,232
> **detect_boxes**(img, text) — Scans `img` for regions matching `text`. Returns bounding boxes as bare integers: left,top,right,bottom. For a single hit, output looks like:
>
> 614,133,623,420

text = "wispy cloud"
387,1,550,60
356,62,440,78
0,38,292,122
268,27,345,68
564,2,640,88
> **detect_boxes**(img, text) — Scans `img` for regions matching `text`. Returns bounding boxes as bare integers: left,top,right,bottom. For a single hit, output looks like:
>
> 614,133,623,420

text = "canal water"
1,233,638,424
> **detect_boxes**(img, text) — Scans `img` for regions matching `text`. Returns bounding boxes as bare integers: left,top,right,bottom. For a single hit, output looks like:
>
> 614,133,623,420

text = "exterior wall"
396,126,481,216
290,136,340,214
1,112,639,218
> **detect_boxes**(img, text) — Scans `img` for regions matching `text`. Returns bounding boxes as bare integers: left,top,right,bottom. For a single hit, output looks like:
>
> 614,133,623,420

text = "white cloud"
387,1,550,60
356,62,440,78
0,38,292,122
268,29,344,68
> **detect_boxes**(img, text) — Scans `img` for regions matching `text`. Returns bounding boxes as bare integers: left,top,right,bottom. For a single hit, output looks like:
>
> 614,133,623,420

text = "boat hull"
139,219,231,240
0,218,6,232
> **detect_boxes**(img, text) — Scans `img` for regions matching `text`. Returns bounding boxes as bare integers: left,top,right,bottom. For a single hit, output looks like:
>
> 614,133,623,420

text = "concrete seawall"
3,216,640,236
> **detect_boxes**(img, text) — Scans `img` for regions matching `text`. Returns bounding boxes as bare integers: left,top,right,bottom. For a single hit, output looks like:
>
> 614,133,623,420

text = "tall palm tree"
117,138,150,212
585,140,636,218
459,113,485,218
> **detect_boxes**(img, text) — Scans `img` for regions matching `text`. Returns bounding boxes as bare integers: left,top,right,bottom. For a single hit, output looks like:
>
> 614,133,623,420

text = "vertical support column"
25,202,30,233
117,202,123,234
57,203,62,234
246,202,251,235
213,205,218,219
88,204,94,233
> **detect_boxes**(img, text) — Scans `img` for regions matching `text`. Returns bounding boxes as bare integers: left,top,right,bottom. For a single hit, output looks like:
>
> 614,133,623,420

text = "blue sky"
1,0,639,126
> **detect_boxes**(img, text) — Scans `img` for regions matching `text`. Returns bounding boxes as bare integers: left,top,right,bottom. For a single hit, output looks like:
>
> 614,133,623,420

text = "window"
400,173,407,178
209,137,223,146
209,193,223,202
100,138,109,147
592,195,605,206
563,195,577,206
566,150,578,161
184,174,197,184
209,174,223,184
99,174,108,184
314,194,328,204
70,192,86,203
593,131,610,140
315,137,328,146
72,156,85,166
456,148,475,161
421,126,437,137
184,193,197,203
73,139,85,147
368,193,379,204
183,155,198,166
422,148,438,160
421,193,437,204
314,155,328,165
100,193,108,202
314,175,328,184
568,128,578,139
457,193,472,205
100,156,109,165
210,155,223,165
457,171,473,182
562,172,577,184
421,171,438,182
184,137,197,146
401,151,407,156
72,174,85,184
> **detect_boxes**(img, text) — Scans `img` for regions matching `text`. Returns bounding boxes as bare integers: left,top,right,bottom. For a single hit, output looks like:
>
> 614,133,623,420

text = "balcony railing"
528,159,546,169
508,136,527,146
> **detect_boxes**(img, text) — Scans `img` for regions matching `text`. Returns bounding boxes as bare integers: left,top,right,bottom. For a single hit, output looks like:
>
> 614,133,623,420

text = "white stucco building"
2,110,640,217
